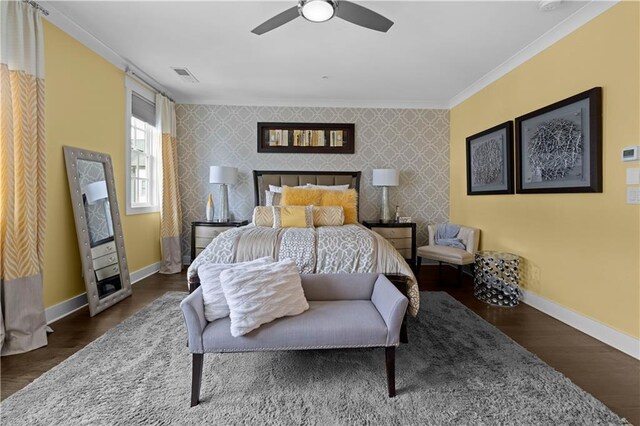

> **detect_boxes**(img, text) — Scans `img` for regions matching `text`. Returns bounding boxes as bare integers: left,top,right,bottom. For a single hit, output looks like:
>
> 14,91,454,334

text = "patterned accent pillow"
252,206,273,227
265,190,281,206
220,258,309,337
272,206,314,228
312,206,344,226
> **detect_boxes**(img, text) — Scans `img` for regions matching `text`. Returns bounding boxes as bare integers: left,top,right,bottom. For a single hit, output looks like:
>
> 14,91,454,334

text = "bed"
187,170,419,316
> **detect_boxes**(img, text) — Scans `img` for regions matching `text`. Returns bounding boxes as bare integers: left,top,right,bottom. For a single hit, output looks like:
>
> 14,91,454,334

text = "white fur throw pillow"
220,258,309,337
198,257,274,322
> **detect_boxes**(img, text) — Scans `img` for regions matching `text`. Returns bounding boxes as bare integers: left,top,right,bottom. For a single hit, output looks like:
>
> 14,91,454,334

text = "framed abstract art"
466,121,514,195
515,87,602,194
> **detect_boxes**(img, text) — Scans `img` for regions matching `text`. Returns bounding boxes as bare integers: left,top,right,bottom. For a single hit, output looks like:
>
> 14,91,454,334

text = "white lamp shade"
84,180,108,204
372,169,399,187
209,166,238,185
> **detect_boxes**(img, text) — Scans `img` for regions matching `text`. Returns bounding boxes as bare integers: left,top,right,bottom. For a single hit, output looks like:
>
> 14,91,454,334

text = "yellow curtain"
156,94,183,273
0,1,48,355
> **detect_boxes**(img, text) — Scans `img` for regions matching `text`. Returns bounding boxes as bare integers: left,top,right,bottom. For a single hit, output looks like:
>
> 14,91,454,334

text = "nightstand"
191,220,249,261
362,221,417,267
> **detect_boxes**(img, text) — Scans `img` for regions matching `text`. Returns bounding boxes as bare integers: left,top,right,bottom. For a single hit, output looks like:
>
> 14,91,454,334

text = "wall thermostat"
622,146,639,162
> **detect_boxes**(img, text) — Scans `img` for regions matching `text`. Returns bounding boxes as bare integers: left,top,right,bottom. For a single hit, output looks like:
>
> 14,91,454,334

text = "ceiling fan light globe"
300,0,335,23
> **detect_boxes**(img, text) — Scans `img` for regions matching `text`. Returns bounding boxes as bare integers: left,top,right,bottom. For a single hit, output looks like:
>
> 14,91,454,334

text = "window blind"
131,91,156,126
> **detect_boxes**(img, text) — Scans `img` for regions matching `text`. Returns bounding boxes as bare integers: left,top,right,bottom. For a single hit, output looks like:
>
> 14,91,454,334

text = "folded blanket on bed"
188,223,420,317
435,224,466,249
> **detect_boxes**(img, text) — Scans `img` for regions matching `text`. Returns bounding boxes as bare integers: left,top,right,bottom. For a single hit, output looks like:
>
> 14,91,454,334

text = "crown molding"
40,1,172,97
448,0,619,109
176,96,449,110
40,0,617,110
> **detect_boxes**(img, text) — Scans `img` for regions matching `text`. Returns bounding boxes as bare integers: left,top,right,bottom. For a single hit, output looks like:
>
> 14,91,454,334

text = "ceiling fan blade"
335,0,393,32
251,6,300,35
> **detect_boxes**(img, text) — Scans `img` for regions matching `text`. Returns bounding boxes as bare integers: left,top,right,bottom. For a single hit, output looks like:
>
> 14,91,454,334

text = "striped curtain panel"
0,1,48,355
157,94,183,274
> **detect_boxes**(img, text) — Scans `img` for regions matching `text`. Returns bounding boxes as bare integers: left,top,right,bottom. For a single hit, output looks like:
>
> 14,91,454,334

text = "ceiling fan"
251,0,393,35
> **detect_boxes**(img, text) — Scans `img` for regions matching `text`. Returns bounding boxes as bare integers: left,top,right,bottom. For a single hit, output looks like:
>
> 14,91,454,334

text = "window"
125,77,159,214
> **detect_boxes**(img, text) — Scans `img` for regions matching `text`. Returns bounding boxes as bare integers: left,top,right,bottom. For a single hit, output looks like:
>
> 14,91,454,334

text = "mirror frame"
63,146,132,316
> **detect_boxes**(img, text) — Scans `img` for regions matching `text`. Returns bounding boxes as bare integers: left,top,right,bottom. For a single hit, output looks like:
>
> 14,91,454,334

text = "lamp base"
218,184,229,222
380,186,391,223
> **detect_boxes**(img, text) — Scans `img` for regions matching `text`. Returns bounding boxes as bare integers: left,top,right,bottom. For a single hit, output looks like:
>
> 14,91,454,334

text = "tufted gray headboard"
253,170,361,207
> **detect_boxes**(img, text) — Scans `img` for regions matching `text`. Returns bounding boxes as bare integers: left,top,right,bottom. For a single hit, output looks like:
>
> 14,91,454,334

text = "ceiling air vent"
171,67,199,83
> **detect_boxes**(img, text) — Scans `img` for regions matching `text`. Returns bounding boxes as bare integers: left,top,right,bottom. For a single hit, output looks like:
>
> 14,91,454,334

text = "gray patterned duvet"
187,224,419,316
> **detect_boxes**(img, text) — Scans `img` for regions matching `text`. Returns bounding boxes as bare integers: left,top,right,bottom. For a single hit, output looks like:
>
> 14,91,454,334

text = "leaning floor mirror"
63,146,132,316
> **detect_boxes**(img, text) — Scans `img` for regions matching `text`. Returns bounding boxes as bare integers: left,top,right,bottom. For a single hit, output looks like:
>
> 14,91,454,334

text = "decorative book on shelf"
257,122,355,154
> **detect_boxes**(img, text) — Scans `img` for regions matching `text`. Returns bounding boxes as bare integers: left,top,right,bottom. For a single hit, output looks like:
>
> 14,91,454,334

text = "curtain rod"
22,0,49,16
126,69,175,103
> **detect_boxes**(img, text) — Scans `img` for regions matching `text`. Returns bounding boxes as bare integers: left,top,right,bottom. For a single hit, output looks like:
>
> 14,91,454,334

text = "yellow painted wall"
43,21,161,308
450,3,640,338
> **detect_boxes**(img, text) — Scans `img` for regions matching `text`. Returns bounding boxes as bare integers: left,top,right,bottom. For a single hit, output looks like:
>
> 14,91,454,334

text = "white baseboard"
416,262,639,359
521,289,640,360
129,261,161,283
44,293,88,325
45,262,161,325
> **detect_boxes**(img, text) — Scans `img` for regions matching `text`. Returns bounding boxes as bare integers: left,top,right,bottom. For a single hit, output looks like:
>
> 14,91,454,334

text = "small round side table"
474,251,521,307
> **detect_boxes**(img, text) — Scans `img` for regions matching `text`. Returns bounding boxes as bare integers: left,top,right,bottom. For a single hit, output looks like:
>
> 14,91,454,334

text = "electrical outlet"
626,168,640,185
627,188,640,205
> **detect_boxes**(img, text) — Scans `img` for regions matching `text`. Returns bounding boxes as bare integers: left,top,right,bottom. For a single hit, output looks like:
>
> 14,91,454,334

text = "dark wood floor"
2,266,638,424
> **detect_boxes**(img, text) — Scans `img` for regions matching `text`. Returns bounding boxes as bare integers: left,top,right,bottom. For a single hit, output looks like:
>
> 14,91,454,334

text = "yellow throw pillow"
281,186,322,206
281,186,358,224
320,189,358,224
272,206,314,228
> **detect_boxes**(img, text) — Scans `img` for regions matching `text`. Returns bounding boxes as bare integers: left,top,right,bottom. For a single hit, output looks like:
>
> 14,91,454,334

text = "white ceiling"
49,1,594,108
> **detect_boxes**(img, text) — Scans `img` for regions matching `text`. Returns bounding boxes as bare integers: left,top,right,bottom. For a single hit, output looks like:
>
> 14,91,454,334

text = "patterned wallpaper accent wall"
175,105,450,259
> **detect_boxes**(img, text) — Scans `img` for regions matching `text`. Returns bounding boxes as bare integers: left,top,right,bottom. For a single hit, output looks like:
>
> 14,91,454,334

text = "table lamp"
209,166,238,222
372,169,399,223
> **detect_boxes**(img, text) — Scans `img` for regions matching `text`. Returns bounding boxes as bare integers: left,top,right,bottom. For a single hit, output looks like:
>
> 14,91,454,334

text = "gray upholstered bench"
180,273,409,406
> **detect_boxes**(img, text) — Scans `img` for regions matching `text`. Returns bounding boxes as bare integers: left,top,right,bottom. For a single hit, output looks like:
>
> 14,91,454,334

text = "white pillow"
268,184,306,194
198,257,274,322
305,184,350,191
268,185,284,193
220,258,309,337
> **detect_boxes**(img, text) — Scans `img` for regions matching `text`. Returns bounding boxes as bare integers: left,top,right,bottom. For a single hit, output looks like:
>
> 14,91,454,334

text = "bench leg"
191,353,204,407
400,318,408,344
385,346,396,398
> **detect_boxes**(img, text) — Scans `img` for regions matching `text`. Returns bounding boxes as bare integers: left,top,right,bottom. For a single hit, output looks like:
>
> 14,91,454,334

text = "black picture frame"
257,122,355,154
515,87,602,194
466,121,514,195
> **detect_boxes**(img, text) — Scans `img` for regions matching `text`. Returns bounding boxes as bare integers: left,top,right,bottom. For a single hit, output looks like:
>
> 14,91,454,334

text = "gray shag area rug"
1,291,626,425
